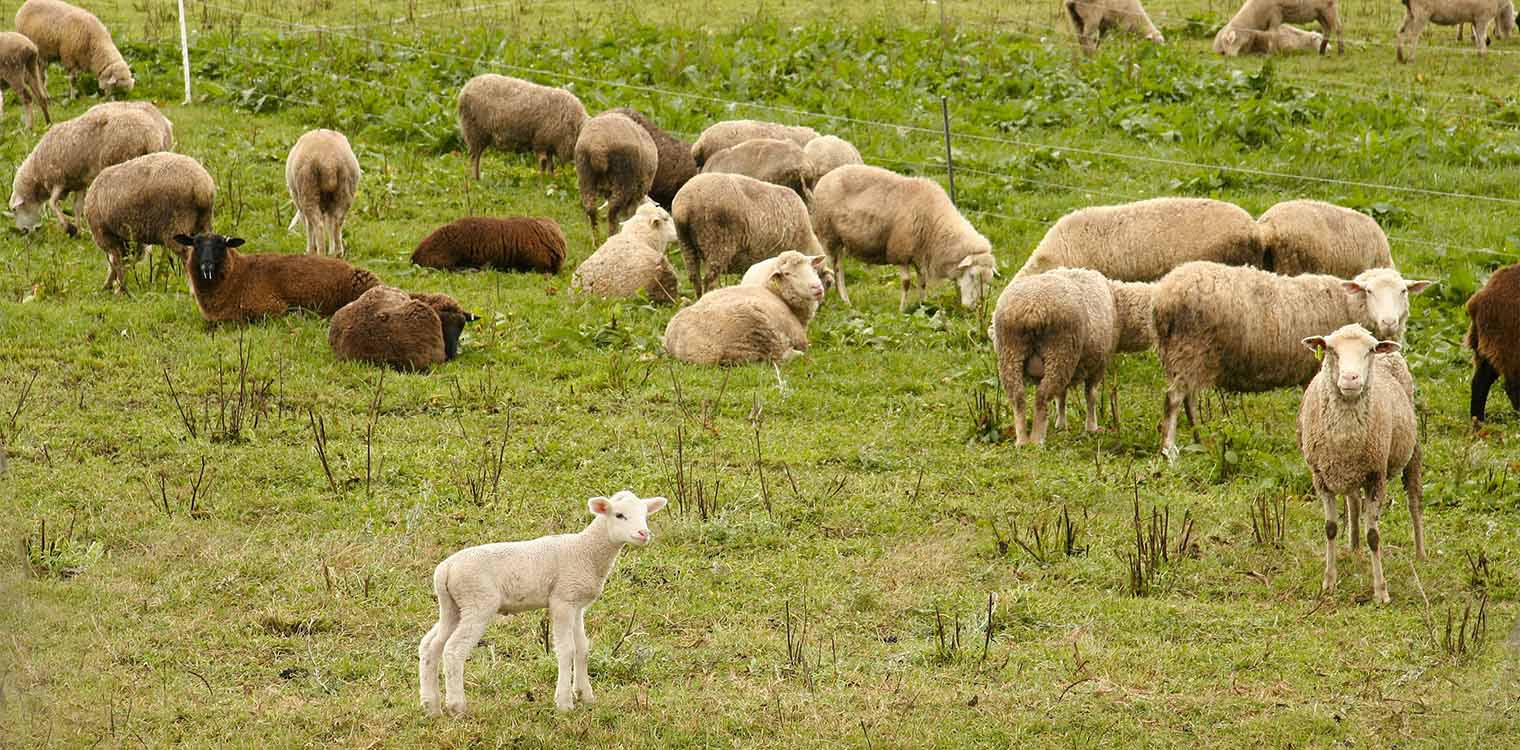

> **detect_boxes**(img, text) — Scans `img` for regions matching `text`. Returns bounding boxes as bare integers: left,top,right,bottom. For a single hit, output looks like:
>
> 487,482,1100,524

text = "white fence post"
178,0,192,104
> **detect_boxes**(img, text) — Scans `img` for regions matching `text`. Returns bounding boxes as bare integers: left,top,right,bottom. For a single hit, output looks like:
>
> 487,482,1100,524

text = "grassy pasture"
2,0,1519,746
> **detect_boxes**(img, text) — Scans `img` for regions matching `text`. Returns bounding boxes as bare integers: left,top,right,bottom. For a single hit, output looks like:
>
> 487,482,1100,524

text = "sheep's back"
1257,200,1392,277
607,108,696,209
1466,264,1520,378
330,286,446,369
1023,198,1257,281
245,253,380,316
664,286,797,364
83,153,212,239
412,217,566,273
573,235,678,303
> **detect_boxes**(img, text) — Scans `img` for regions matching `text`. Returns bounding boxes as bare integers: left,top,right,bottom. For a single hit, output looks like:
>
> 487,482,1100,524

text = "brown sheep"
606,107,697,210
83,152,214,294
410,217,566,274
0,31,50,129
1466,264,1520,422
330,286,478,370
175,233,381,323
15,0,134,97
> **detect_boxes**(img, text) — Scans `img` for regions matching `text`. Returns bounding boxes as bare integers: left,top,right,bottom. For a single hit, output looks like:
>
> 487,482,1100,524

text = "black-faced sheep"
571,202,680,304
410,217,566,274
175,233,382,323
1015,198,1261,283
605,108,698,210
663,251,827,365
15,0,133,97
574,111,658,244
1396,0,1516,62
1466,263,1520,422
329,286,478,370
690,119,818,168
672,172,823,296
1213,0,1343,57
1066,0,1166,54
1255,200,1394,278
700,138,813,204
457,74,587,179
286,128,361,257
0,32,50,129
83,152,214,295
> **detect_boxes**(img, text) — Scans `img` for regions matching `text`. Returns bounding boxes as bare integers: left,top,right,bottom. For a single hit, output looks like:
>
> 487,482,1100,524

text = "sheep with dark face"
176,233,381,323
329,286,478,370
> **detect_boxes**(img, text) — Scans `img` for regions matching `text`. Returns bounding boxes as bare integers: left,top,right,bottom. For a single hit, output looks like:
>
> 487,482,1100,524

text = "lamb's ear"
1373,340,1402,355
587,496,611,516
1301,336,1327,353
173,234,195,247
1406,280,1434,295
225,237,246,248
809,255,826,270
1341,280,1365,295
644,496,668,515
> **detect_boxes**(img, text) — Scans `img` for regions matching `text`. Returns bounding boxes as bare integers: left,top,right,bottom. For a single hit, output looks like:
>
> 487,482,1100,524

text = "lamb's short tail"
431,561,457,621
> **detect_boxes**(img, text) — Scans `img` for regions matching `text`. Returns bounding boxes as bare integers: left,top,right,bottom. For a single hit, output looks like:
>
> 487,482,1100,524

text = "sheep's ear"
1406,280,1434,295
957,256,976,269
8,193,22,210
809,255,826,270
644,496,668,515
1373,340,1402,355
173,234,195,247
1301,336,1327,353
587,496,611,516
226,237,246,248
1341,281,1365,295
464,311,480,322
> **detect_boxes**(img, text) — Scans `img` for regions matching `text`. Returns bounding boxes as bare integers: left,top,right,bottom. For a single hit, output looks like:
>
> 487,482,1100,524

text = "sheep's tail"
431,561,457,622
287,209,302,233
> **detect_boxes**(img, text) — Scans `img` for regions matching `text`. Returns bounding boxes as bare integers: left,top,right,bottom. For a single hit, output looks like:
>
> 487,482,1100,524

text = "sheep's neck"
574,516,627,581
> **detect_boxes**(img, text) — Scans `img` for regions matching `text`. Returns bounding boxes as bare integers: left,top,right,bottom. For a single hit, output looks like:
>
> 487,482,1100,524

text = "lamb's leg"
1365,479,1390,604
572,607,594,704
440,612,491,716
1406,443,1426,561
897,266,913,313
1471,356,1498,421
419,614,457,715
1317,480,1339,595
550,600,578,711
1158,386,1187,453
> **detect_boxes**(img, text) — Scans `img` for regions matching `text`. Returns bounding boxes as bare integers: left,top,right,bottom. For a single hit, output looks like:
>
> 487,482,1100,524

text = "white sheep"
672,172,823,296
286,128,361,257
457,74,587,179
1255,199,1394,277
83,152,214,294
571,201,681,304
0,31,50,129
1015,197,1261,282
1153,262,1433,453
663,251,827,365
739,254,836,294
690,119,819,167
1396,0,1516,62
810,165,997,312
418,490,667,715
1298,324,1425,604
802,135,863,185
15,0,134,97
1213,0,1343,56
700,137,814,204
574,111,658,244
1219,23,1328,55
1065,0,1165,54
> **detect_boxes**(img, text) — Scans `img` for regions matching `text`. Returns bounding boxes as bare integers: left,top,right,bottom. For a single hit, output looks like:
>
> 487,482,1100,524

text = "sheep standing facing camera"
286,129,361,257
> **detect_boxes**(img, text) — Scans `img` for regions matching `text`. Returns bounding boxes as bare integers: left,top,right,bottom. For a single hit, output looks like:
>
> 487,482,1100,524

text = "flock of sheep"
5,0,1520,720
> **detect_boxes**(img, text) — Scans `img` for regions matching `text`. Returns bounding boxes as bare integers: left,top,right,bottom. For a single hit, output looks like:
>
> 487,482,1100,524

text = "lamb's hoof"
444,700,468,717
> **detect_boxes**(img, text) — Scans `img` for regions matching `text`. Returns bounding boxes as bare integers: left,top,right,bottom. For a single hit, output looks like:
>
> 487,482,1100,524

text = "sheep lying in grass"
329,286,478,370
1015,198,1260,282
606,108,697,210
15,0,134,97
1065,0,1165,54
83,152,214,294
0,32,50,129
663,251,827,365
811,165,997,312
1466,263,1520,421
1213,0,1343,57
176,233,381,323
701,137,813,204
286,129,361,257
803,135,863,185
410,217,566,274
740,254,836,294
572,202,680,303
1216,23,1328,55
1299,324,1425,604
672,172,823,296
574,111,658,244
690,119,818,167
457,74,587,179
418,490,667,715
1255,200,1394,277
1153,262,1433,453
1396,0,1516,62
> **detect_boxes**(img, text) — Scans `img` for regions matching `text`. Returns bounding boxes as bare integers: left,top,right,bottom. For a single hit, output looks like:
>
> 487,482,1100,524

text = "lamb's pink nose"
635,529,650,541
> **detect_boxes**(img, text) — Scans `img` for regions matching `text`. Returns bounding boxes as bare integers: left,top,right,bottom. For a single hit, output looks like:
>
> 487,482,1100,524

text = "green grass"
3,1,1520,746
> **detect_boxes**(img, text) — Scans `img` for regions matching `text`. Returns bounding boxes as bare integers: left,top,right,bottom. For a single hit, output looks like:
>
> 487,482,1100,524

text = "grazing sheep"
82,152,214,295
1015,198,1261,282
329,286,478,370
571,201,680,303
672,172,823,296
411,216,566,274
663,251,827,365
457,74,587,179
690,119,819,167
7,101,173,234
1153,262,1433,452
811,165,998,311
175,233,381,323
1396,0,1516,62
1466,263,1520,421
802,135,863,185
1255,200,1395,277
1213,0,1343,57
1298,324,1425,604
701,138,813,203
606,107,697,210
418,490,667,715
15,0,134,97
286,129,361,257
1065,0,1166,54
574,112,658,244
0,32,50,129
1217,23,1329,54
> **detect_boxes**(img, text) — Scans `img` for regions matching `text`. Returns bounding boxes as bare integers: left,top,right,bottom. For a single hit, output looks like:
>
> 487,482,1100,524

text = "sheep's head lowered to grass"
1343,268,1433,342
7,186,43,233
176,233,244,283
1303,324,1401,401
955,251,998,310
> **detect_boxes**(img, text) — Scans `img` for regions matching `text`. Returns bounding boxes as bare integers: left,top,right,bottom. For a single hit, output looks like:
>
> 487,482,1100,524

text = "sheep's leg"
1183,394,1198,427
550,600,578,711
1505,379,1520,412
48,187,74,236
538,152,553,178
1471,356,1498,421
1347,491,1361,553
572,607,594,705
831,252,851,305
1317,480,1339,595
331,207,349,258
897,266,913,313
1475,16,1491,56
419,613,457,715
1054,392,1068,431
1158,386,1187,453
1397,13,1427,63
1030,393,1051,446
914,264,927,308
469,147,483,181
1031,359,1074,446
301,211,318,254
67,70,77,99
1011,377,1029,447
440,612,491,716
1083,376,1101,433
1365,479,1390,604
1321,10,1344,54
1406,443,1426,561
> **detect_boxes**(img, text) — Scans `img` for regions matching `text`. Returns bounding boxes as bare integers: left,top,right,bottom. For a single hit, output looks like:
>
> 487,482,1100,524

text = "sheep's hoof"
444,700,468,717
554,695,575,712
421,700,443,717
1321,575,1337,596
577,688,596,705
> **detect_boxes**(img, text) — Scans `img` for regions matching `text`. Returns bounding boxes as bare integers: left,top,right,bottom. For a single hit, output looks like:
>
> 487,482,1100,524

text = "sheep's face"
1344,269,1434,341
1303,324,1401,401
176,233,245,283
768,251,826,308
1501,3,1518,38
8,193,42,232
955,252,998,309
627,202,676,248
588,490,667,546
1212,26,1248,56
99,63,135,95
439,309,479,361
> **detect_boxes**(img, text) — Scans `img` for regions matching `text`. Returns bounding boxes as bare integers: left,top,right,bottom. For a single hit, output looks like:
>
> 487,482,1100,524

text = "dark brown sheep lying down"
329,286,478,370
176,233,380,323
411,217,566,273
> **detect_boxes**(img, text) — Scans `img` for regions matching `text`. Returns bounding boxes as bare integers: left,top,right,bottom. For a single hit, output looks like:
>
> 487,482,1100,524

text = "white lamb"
418,490,667,716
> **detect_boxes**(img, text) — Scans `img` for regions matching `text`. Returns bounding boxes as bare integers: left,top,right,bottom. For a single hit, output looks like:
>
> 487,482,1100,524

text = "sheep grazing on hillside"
1255,200,1394,277
411,217,566,274
811,165,997,312
15,0,134,97
1016,198,1260,282
672,172,823,296
176,233,381,323
574,111,658,244
83,153,214,295
1396,0,1516,62
1065,0,1166,54
1466,263,1520,422
1216,23,1328,55
1153,262,1433,452
1213,0,1344,57
329,286,478,370
700,138,813,203
663,251,827,365
571,201,680,303
802,135,863,185
419,490,667,715
1298,324,1425,604
606,107,697,210
7,101,172,234
0,32,50,129
690,119,819,167
991,269,1156,446
457,74,587,179
286,129,361,257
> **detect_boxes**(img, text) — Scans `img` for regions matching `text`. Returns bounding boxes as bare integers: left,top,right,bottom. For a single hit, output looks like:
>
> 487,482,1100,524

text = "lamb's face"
1212,26,1248,56
767,251,826,307
955,252,998,309
628,202,677,248
1344,269,1433,341
8,193,42,232
588,490,667,546
176,233,245,283
1303,324,1401,401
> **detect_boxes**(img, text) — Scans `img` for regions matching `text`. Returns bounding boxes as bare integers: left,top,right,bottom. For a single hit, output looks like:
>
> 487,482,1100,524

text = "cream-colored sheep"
286,129,361,257
1218,23,1328,54
811,165,997,312
1397,0,1516,62
0,32,50,129
663,251,827,365
1298,324,1425,604
802,135,863,185
1015,198,1261,282
457,74,587,179
739,254,836,294
15,0,133,97
1255,200,1394,277
701,137,813,203
418,490,667,716
1065,0,1165,54
690,119,819,167
574,112,658,244
82,152,214,294
672,172,823,296
1213,0,1343,56
571,202,680,303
